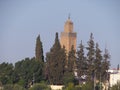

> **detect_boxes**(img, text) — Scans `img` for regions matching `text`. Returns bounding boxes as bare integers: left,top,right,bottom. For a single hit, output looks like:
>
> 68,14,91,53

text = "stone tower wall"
60,18,76,54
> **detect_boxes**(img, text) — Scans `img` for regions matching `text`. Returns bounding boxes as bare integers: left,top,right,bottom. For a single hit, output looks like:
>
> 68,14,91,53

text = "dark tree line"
0,63,13,85
46,32,110,85
77,33,110,83
0,32,110,89
0,58,44,88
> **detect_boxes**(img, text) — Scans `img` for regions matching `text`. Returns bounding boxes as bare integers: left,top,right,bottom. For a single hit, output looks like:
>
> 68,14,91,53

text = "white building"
50,85,64,90
108,69,120,87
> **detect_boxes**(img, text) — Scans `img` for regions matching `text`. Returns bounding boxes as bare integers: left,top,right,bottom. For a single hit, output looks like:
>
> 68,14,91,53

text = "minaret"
60,16,77,54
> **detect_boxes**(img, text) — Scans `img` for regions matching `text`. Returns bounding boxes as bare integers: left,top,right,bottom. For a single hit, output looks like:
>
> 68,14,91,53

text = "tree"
94,43,103,80
101,48,110,82
14,58,44,88
46,32,66,85
63,72,75,86
63,45,76,85
77,40,87,78
68,45,76,72
64,83,75,90
29,82,50,90
0,62,14,85
3,84,26,90
86,33,95,80
35,35,44,62
3,84,13,90
81,81,94,90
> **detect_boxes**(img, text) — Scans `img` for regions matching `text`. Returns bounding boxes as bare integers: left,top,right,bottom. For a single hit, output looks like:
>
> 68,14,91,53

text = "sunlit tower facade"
60,17,77,54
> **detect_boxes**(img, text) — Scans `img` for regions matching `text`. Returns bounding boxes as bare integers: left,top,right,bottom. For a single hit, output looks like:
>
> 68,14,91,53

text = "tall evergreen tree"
35,35,44,62
86,33,95,80
68,45,76,72
94,43,103,80
101,48,110,82
46,32,66,85
63,45,76,85
77,40,86,77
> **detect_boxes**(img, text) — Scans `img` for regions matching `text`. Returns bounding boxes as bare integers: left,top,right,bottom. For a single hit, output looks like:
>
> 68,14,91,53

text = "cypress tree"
35,35,44,62
46,32,66,85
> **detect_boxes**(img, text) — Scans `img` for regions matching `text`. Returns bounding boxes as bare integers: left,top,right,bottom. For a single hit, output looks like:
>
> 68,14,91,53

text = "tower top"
64,15,73,32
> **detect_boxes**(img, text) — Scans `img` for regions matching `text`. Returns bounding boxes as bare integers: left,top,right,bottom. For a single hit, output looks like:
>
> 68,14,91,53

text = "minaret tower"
60,16,77,54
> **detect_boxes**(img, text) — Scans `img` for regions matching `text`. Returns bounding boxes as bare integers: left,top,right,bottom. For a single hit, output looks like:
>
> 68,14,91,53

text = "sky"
0,0,120,68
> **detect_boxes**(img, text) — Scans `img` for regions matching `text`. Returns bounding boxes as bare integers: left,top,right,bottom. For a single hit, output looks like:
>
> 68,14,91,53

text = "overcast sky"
0,0,120,68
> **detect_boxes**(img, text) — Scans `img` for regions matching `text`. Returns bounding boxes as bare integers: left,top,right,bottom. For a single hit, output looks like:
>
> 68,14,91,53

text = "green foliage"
63,72,75,86
86,33,95,63
82,33,110,82
75,85,82,90
77,40,87,77
68,45,76,72
14,58,44,87
81,82,93,90
29,83,50,90
35,35,44,62
86,33,95,80
17,79,26,87
0,62,14,85
13,84,26,90
64,83,75,90
101,48,110,82
3,84,26,90
94,43,103,80
63,45,77,86
46,32,66,85
3,84,13,90
0,32,111,89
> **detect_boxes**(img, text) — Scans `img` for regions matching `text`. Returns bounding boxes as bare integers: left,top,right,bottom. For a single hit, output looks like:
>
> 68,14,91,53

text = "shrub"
3,84,26,90
29,83,50,90
64,83,75,90
81,82,93,90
